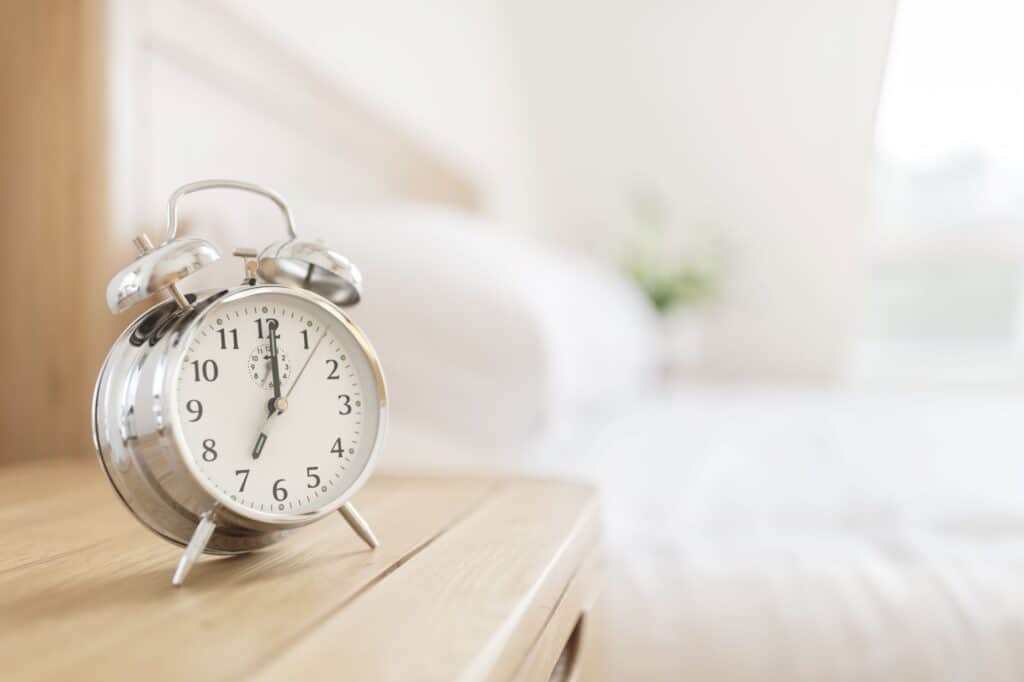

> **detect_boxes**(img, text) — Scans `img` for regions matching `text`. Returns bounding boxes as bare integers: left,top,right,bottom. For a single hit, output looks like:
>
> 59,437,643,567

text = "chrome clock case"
92,180,386,586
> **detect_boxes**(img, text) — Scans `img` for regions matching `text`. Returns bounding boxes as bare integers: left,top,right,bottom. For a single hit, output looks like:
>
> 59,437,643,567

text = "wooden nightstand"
0,459,601,681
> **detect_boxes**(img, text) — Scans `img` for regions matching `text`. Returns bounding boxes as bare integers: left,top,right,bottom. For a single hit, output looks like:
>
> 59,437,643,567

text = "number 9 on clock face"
169,288,385,521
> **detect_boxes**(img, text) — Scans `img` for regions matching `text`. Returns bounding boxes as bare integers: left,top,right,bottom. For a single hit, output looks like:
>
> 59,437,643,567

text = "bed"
555,387,1024,681
320,204,1024,681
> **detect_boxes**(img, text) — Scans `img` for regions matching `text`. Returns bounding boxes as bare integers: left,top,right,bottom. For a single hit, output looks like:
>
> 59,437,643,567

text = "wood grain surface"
0,460,601,681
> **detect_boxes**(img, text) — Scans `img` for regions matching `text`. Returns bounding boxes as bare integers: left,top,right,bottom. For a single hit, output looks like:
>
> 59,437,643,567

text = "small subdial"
248,342,291,390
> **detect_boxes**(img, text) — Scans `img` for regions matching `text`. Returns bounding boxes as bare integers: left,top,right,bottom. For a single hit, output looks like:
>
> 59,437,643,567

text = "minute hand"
250,331,327,459
266,320,283,410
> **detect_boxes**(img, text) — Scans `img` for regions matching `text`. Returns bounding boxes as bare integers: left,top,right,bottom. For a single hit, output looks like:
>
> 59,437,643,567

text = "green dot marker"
340,355,346,361
183,356,189,363
216,318,223,325
231,495,237,501
306,320,313,327
355,400,362,407
262,306,269,313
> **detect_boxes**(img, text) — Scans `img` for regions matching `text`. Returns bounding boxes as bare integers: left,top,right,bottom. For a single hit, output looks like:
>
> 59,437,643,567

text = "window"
853,0,1024,386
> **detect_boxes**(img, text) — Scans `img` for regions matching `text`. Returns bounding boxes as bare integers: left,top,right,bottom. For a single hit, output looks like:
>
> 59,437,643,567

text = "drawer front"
511,547,602,682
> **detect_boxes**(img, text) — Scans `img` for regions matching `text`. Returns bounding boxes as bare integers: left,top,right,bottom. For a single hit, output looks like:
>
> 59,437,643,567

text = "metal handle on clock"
164,179,298,244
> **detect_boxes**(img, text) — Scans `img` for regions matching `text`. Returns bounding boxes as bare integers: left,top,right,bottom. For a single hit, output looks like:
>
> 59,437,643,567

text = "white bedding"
311,205,1024,680
527,387,1024,681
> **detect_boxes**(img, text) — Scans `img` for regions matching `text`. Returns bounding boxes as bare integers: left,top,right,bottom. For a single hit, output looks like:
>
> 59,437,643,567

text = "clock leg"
339,502,379,549
171,512,216,587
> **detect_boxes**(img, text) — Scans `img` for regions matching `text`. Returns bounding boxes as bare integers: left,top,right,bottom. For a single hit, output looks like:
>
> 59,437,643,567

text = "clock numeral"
306,466,321,488
190,359,219,382
272,478,288,502
326,358,341,380
255,317,280,340
185,399,203,422
301,328,310,350
217,327,239,350
201,438,217,462
338,394,352,415
235,469,250,493
330,437,344,457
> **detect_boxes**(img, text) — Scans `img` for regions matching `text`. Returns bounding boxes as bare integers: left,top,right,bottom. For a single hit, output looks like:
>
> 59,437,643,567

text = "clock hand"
282,330,327,402
266,320,283,413
250,331,327,460
250,398,286,460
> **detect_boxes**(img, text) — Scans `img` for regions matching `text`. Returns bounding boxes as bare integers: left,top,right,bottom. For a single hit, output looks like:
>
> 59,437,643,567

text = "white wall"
503,0,897,381
222,0,537,227
221,0,897,382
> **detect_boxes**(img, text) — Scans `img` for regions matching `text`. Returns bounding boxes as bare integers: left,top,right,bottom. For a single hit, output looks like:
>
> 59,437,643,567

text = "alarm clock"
93,179,387,586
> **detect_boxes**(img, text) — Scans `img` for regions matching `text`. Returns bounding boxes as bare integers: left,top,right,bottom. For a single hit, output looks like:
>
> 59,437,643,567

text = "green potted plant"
621,191,727,376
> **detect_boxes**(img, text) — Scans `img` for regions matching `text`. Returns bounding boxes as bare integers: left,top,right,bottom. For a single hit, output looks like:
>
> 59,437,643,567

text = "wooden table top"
0,459,600,681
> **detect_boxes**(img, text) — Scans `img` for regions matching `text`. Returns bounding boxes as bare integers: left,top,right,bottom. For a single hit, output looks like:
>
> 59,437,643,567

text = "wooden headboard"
0,0,478,463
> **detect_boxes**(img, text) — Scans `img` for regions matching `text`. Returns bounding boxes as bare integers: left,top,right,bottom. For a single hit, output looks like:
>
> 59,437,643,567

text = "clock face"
170,288,384,519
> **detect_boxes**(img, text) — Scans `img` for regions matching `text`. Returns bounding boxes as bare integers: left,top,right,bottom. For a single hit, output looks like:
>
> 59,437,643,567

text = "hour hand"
251,397,287,460
251,431,269,460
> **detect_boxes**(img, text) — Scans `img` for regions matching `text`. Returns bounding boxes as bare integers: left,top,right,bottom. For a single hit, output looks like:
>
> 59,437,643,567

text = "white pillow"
302,205,660,468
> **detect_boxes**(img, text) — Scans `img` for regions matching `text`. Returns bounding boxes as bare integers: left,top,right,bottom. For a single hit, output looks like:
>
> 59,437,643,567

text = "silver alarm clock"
93,179,387,586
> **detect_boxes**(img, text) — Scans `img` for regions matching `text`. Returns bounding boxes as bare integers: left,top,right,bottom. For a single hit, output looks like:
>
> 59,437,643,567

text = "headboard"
109,0,477,233
0,0,478,463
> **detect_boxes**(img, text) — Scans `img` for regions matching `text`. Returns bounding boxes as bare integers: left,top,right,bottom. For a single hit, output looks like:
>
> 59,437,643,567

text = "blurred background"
5,0,1024,679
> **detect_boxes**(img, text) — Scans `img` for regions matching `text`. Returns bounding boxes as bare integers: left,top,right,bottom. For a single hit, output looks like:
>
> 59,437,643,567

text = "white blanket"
307,206,1024,679
531,387,1024,681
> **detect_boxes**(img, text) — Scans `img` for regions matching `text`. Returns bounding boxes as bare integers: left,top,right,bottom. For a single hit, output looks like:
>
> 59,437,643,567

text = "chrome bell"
162,179,363,307
106,234,221,314
256,239,363,307
106,179,363,314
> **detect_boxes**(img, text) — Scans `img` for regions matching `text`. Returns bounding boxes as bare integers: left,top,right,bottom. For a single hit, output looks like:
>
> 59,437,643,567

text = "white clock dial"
171,289,383,517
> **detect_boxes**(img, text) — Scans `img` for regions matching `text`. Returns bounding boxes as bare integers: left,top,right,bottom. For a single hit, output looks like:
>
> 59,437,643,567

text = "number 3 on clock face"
170,287,385,521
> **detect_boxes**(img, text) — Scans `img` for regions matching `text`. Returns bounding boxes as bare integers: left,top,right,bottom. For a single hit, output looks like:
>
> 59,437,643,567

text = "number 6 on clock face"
170,287,385,520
